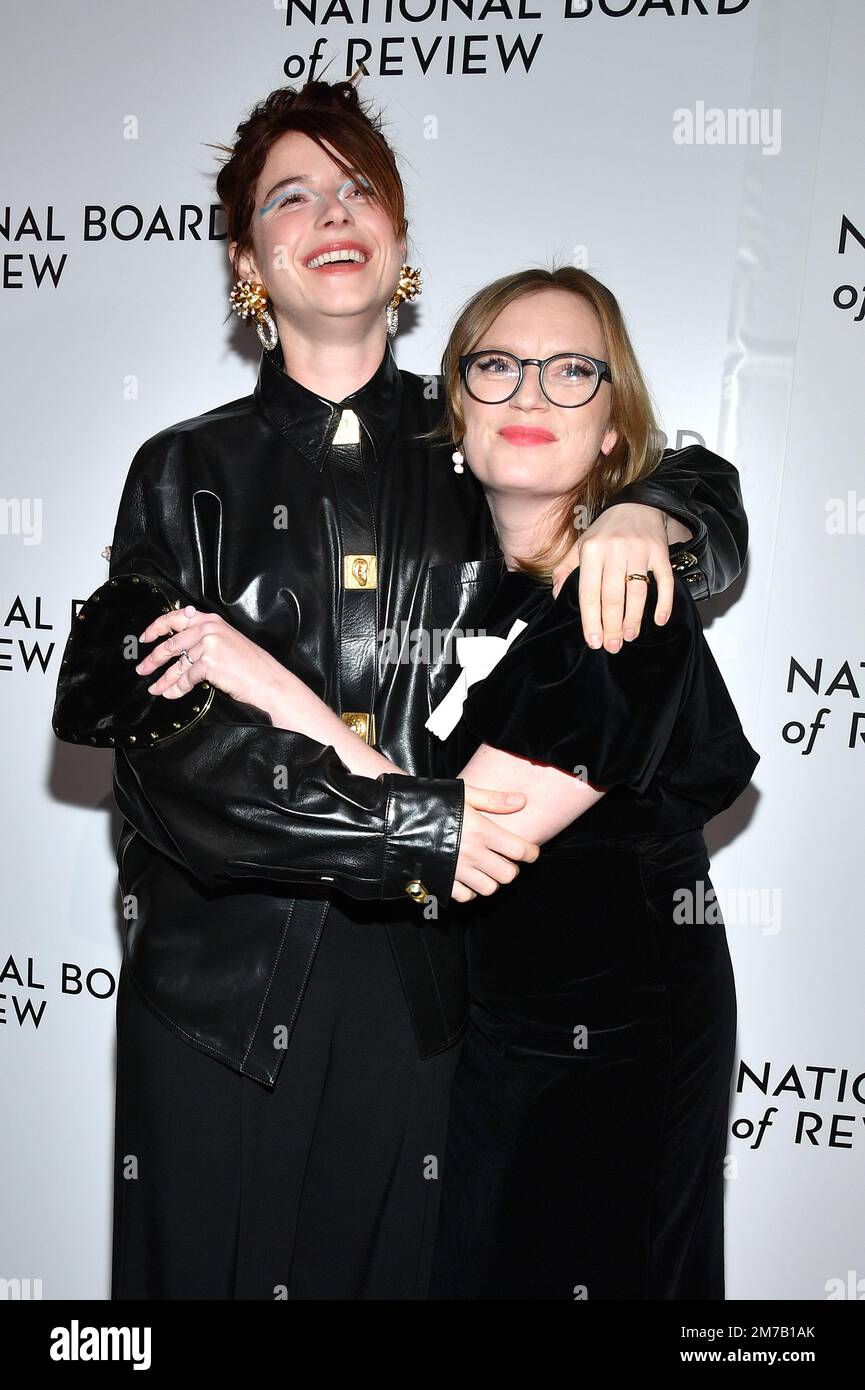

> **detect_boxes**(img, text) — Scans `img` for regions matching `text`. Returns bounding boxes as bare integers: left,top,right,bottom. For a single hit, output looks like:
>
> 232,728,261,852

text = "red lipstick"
498,425,557,446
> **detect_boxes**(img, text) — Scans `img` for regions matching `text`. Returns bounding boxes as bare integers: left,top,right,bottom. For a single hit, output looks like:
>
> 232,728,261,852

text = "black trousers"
111,903,459,1300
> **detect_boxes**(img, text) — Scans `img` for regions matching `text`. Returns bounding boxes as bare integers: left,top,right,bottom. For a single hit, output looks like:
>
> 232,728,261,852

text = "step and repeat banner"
1,0,863,1300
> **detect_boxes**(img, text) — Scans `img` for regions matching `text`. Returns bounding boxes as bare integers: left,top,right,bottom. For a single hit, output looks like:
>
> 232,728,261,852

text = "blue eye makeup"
259,173,372,218
337,176,369,198
259,187,304,216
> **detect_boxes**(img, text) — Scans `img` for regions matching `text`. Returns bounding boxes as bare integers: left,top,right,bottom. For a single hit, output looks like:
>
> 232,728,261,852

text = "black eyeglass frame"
458,351,613,408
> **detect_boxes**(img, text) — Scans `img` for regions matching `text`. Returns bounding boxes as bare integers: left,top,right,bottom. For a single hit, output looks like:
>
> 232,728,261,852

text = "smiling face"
229,130,406,335
460,288,618,503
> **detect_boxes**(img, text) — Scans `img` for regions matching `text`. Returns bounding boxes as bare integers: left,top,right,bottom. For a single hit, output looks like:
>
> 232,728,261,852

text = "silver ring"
180,649,192,665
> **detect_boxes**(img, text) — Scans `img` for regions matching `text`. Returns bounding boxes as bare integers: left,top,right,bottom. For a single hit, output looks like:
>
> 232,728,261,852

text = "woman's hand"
134,604,283,712
451,786,540,903
134,605,541,907
551,502,685,653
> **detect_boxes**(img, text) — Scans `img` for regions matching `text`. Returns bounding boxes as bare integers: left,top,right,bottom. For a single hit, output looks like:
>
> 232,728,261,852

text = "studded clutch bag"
52,572,214,749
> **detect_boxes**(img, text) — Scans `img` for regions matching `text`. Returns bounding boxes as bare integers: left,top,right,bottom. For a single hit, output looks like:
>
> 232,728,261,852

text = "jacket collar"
253,336,404,470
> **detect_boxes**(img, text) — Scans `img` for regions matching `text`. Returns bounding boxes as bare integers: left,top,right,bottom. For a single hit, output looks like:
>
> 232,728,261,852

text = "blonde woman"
423,267,759,1299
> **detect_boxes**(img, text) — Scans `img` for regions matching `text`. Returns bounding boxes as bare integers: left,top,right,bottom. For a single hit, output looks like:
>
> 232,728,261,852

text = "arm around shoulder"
602,443,748,599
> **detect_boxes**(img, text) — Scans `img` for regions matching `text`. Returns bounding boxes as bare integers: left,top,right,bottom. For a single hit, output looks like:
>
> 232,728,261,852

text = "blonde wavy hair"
428,265,665,580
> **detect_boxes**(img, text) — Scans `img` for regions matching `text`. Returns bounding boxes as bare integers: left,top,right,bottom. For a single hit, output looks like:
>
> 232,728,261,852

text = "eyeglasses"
458,350,612,408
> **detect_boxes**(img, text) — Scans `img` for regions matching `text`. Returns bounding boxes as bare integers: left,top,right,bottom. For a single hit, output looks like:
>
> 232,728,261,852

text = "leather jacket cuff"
599,480,710,601
380,774,465,906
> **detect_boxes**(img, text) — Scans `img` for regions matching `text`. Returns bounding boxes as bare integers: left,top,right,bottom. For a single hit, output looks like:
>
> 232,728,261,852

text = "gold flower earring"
386,265,422,337
229,278,278,351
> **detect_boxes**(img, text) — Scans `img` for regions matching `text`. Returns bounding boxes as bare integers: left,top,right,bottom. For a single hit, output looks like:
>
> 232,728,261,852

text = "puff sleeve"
459,569,699,796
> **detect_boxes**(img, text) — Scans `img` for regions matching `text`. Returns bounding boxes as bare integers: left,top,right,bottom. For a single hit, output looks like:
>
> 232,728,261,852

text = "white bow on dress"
424,619,529,742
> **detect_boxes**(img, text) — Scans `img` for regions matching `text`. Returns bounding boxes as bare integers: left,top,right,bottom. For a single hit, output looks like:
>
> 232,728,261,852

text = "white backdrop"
2,0,863,1301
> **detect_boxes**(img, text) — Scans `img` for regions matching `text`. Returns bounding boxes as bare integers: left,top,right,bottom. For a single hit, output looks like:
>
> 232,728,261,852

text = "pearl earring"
451,445,465,475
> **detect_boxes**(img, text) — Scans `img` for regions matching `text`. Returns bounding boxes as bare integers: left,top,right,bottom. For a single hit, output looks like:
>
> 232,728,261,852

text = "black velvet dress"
428,566,760,1301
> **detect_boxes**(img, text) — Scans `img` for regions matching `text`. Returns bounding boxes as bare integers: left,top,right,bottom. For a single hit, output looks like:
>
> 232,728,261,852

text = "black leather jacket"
52,339,748,1086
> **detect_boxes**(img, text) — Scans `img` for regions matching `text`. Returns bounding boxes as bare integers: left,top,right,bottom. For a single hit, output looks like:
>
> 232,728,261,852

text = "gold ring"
626,573,649,584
